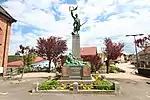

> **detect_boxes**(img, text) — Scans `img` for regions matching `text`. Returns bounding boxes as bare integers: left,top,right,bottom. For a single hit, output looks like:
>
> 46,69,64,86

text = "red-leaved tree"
36,36,68,72
104,38,124,73
135,35,150,50
81,55,102,73
135,35,150,66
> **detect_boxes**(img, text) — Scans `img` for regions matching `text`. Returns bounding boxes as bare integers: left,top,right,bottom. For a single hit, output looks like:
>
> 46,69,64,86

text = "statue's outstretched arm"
71,11,75,20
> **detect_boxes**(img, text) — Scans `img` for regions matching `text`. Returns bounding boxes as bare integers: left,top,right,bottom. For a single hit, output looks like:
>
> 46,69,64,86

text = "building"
116,53,126,63
138,46,150,68
80,47,97,56
7,57,55,72
7,57,44,67
0,6,16,76
60,47,99,65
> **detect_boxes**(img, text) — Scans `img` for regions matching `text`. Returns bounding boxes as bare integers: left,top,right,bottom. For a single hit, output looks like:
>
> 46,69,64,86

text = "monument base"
69,76,82,80
72,34,81,59
61,76,69,80
61,66,91,80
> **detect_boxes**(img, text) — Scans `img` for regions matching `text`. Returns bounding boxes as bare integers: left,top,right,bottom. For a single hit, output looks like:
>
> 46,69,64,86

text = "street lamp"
126,34,144,68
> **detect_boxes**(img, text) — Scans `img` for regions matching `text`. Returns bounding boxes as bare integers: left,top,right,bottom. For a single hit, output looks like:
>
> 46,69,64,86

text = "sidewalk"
101,73,149,81
14,72,56,78
101,63,149,81
116,62,136,73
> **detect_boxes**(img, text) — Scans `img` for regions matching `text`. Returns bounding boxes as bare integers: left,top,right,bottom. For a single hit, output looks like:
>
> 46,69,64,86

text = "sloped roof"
7,57,45,67
7,60,23,67
0,6,16,23
80,47,97,56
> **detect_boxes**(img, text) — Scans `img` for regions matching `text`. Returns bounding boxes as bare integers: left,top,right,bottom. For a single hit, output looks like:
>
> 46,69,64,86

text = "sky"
1,0,150,55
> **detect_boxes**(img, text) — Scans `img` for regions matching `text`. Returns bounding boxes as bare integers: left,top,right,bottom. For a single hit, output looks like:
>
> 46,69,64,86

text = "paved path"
101,63,149,81
116,62,136,73
0,78,150,100
14,72,56,78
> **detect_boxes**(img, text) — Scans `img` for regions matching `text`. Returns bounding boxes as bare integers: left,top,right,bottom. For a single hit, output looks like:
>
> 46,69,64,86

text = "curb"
31,81,120,95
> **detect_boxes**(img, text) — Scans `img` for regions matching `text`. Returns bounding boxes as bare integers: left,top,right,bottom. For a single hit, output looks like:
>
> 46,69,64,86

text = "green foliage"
109,65,117,73
56,84,67,90
93,79,114,90
17,67,30,73
15,45,37,73
100,65,125,73
68,84,73,90
23,54,36,67
39,80,59,90
92,74,100,80
38,79,114,91
56,86,65,90
109,65,125,73
79,84,93,90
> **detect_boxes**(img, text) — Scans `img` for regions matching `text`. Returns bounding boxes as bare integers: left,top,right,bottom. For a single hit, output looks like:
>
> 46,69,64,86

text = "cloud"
1,0,150,55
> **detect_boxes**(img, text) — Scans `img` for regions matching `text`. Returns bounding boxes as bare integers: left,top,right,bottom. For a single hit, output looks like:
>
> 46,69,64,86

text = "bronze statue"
69,6,86,35
64,53,87,66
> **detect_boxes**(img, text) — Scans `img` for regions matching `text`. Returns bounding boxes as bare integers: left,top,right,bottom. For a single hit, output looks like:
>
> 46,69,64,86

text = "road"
100,62,149,81
0,78,150,100
116,62,136,73
0,63,149,100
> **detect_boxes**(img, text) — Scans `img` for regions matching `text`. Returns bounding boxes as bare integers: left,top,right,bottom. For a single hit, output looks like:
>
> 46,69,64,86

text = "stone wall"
61,66,91,80
72,34,80,59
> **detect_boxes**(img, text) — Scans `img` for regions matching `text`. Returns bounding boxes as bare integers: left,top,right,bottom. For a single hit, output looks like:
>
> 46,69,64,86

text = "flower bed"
34,74,120,94
38,74,114,91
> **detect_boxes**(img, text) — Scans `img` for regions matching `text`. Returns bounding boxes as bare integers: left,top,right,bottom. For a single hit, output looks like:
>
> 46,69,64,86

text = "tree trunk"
106,60,110,74
20,66,25,81
48,60,51,73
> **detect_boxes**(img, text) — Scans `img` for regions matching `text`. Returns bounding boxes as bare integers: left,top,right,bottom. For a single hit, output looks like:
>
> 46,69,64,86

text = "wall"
0,17,11,75
31,60,55,69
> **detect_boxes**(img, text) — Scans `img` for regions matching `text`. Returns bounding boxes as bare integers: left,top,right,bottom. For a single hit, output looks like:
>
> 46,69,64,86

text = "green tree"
15,45,36,80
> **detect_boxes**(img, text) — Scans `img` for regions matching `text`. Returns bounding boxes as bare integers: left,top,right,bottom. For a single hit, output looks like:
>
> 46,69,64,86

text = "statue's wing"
74,6,78,10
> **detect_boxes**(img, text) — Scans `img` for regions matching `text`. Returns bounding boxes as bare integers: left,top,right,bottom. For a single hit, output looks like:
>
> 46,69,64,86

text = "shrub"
109,66,117,73
56,84,67,90
92,74,100,80
100,65,125,73
39,80,59,90
68,84,73,90
93,79,114,90
79,84,93,90
109,66,125,73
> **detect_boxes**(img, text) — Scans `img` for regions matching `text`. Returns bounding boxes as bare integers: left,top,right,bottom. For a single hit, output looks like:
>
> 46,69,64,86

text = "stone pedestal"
61,66,91,80
72,34,80,59
69,67,82,80
61,66,69,80
82,67,91,80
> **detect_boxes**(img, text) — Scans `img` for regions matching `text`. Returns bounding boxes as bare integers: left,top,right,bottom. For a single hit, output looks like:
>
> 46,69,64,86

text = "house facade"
0,6,16,76
138,46,150,68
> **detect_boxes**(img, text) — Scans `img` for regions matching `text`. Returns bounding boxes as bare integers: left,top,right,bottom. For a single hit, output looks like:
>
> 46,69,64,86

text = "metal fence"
6,67,19,77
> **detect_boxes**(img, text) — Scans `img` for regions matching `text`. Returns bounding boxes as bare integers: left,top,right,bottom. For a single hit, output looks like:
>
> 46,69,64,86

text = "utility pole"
126,34,144,68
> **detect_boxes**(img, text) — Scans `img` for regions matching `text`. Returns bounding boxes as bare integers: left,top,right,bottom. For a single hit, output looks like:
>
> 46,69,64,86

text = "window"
0,27,3,45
